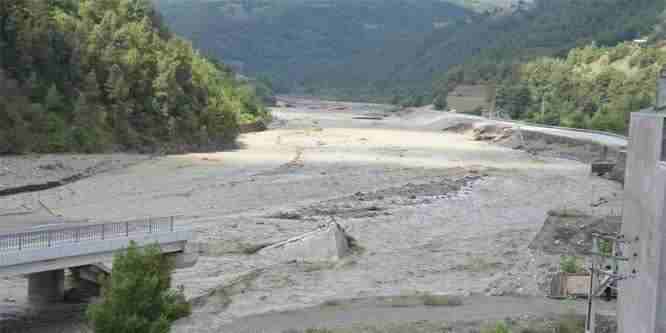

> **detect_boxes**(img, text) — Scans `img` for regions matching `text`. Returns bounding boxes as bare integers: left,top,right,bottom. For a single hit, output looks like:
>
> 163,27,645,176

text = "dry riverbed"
0,98,622,332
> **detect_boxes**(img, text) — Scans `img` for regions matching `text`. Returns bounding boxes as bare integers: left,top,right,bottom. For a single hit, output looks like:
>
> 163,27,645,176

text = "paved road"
497,120,627,148
438,111,628,148
216,295,616,333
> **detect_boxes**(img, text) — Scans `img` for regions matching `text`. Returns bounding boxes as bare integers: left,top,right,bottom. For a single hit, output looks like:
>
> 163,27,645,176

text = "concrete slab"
258,223,350,262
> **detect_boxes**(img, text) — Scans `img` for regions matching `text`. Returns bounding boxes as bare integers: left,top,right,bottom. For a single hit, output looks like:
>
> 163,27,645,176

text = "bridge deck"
0,217,192,276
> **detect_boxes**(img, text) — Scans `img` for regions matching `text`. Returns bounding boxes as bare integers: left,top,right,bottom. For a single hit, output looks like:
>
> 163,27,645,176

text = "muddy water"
0,99,623,332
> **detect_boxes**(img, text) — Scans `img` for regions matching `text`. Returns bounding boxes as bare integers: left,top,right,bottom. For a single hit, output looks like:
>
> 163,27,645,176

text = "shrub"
433,93,448,110
556,314,585,333
560,256,582,274
481,321,512,333
86,242,191,333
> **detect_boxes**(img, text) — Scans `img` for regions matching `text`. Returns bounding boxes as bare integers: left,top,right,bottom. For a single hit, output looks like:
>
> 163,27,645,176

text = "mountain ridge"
155,0,663,102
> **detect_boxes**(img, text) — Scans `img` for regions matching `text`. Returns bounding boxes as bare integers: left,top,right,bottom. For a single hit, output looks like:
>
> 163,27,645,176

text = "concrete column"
27,269,65,304
618,112,666,333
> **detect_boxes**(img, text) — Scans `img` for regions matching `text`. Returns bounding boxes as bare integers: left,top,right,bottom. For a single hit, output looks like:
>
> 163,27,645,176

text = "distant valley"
154,0,475,99
155,0,661,104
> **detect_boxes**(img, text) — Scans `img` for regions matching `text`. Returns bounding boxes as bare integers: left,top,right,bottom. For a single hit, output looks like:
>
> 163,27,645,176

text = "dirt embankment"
0,154,149,198
441,120,627,183
444,121,621,163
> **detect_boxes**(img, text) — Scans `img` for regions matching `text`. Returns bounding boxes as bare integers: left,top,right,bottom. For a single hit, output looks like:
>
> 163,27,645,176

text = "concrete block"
259,223,350,262
0,231,191,277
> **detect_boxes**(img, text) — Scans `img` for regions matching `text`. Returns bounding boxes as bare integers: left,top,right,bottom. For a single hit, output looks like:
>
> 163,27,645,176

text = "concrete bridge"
0,217,196,303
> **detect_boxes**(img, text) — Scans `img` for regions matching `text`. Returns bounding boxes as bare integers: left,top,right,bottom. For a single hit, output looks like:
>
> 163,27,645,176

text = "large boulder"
258,223,350,262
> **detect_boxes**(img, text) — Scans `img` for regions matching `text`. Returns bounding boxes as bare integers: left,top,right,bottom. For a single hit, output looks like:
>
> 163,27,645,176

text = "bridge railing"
0,217,176,254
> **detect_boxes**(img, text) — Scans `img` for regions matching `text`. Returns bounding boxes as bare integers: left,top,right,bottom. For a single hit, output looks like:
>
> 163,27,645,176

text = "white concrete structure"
259,222,350,262
618,111,666,333
0,218,195,303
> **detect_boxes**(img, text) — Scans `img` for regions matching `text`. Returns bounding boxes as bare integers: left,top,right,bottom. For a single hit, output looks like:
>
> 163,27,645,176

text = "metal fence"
0,217,176,253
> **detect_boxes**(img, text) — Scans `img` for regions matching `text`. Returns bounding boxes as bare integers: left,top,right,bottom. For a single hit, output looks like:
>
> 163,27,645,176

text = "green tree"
496,84,530,119
44,84,65,113
0,0,267,154
87,242,190,333
433,92,448,110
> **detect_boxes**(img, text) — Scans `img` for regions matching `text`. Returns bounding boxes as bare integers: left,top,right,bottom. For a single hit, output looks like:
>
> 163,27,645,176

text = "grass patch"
554,313,585,333
481,321,511,333
481,314,585,333
459,257,502,272
286,315,587,333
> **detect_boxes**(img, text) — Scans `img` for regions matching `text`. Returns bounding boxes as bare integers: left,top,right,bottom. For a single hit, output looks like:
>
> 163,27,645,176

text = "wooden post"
126,222,129,237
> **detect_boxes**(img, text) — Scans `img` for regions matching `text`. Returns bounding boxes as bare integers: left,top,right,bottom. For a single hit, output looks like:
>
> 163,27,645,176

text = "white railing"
0,217,176,253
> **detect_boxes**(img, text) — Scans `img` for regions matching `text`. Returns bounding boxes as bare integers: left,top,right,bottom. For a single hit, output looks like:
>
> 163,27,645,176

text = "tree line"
0,0,268,154
493,42,666,134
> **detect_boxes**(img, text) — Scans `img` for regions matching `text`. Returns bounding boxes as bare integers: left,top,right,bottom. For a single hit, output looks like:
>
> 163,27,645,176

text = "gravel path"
217,295,615,333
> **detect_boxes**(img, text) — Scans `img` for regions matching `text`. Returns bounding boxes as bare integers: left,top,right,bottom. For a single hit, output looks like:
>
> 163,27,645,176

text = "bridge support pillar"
27,269,64,304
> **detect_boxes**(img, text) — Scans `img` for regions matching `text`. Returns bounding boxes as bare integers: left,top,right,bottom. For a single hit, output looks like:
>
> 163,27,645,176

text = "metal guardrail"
482,112,629,142
503,119,628,141
0,217,176,254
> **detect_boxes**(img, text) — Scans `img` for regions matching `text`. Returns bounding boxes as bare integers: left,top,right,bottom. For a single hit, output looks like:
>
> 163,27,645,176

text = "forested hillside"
156,0,663,103
435,0,664,87
493,43,666,134
155,0,473,100
0,0,268,154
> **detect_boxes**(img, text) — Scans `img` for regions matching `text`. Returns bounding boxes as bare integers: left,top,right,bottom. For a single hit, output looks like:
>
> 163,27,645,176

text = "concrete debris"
258,222,350,262
471,123,513,142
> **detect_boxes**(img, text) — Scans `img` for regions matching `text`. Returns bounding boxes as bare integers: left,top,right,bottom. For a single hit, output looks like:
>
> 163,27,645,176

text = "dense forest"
436,0,665,86
493,43,666,134
0,0,268,154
